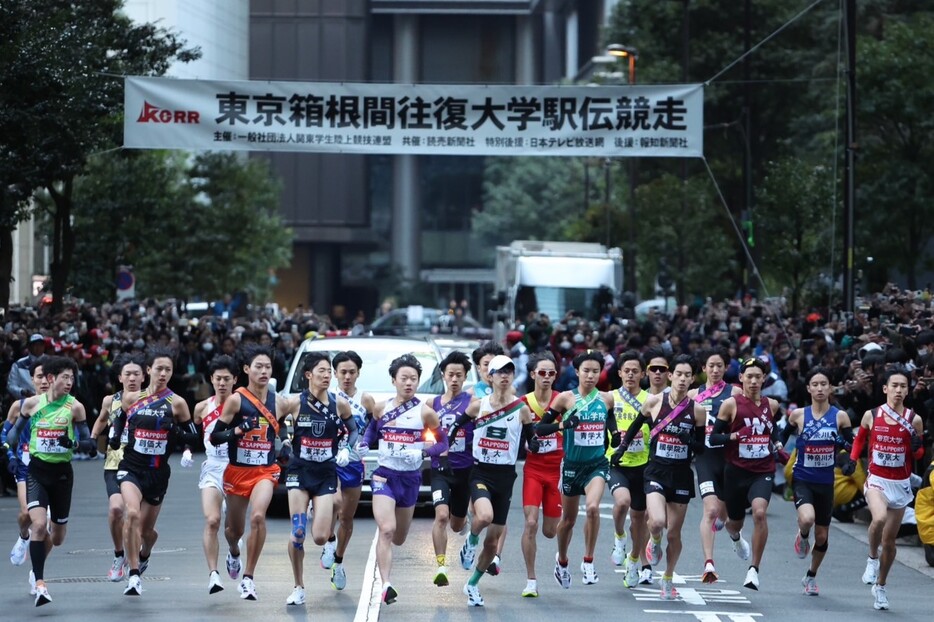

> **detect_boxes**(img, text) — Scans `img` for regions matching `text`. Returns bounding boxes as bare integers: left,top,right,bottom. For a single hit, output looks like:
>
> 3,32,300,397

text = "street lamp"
606,44,638,85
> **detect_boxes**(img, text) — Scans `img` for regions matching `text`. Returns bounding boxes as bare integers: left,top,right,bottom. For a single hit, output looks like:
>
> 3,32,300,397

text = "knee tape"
813,540,828,552
291,513,307,550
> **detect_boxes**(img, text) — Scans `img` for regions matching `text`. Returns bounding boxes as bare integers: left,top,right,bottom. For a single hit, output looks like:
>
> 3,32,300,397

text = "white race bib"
738,435,771,459
803,445,835,468
872,448,905,468
133,429,169,456
300,436,333,462
573,422,604,447
655,433,688,460
538,434,559,454
35,429,69,454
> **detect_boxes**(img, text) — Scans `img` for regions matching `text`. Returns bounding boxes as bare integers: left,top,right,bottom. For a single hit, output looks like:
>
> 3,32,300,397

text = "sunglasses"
648,365,668,373
535,369,557,378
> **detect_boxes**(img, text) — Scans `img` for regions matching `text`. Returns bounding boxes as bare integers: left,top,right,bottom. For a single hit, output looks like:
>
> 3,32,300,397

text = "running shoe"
29,569,36,595
702,561,719,584
226,551,242,580
731,532,751,561
711,517,725,532
239,577,257,600
645,537,663,566
108,555,126,582
10,536,28,566
861,557,879,585
660,577,679,601
623,558,640,588
124,575,142,596
522,580,538,597
801,575,819,596
486,554,502,576
285,586,305,606
871,583,889,610
331,563,347,591
639,567,654,585
553,554,571,589
794,531,810,559
744,566,759,590
463,582,485,607
382,584,398,605
209,570,224,594
459,539,477,570
611,534,627,566
34,584,52,607
138,557,149,576
320,539,336,570
433,565,449,587
580,561,599,585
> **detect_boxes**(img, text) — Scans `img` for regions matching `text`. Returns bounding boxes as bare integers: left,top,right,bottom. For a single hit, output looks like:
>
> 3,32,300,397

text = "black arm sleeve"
176,420,200,446
6,415,27,449
343,414,359,449
535,409,562,436
209,419,238,446
75,421,96,452
522,422,537,444
838,425,854,450
110,409,127,447
446,412,473,441
691,425,706,455
605,407,619,435
708,418,732,446
618,413,648,450
779,420,797,446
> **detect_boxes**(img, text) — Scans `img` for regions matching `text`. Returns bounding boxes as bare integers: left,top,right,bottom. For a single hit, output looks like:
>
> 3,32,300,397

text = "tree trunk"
47,176,74,314
0,225,12,310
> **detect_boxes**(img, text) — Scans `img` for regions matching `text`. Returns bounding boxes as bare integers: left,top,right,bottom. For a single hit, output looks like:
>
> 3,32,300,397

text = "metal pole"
604,158,611,247
627,62,638,297
842,0,857,313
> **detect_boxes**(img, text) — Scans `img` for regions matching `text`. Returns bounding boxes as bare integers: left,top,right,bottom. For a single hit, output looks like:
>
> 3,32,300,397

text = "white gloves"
335,447,351,467
180,448,194,468
355,442,369,458
401,448,424,468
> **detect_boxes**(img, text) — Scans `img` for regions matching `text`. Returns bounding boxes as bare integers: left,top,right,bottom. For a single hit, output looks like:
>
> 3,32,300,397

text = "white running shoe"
611,534,627,566
10,536,28,566
871,583,889,610
553,553,571,589
660,577,679,600
320,539,336,570
331,563,347,591
108,555,126,582
521,579,538,597
702,561,719,584
645,537,663,566
226,551,242,580
463,582,484,607
801,574,819,596
862,557,879,585
623,558,640,588
732,532,751,561
34,584,52,607
744,566,760,590
239,577,257,600
639,567,655,585
29,570,36,595
433,565,448,587
124,574,142,596
459,539,477,570
209,570,224,594
580,561,599,585
286,586,305,606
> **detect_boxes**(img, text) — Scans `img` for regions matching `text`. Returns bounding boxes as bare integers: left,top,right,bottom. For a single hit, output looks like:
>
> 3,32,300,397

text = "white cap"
488,354,515,373
858,342,883,359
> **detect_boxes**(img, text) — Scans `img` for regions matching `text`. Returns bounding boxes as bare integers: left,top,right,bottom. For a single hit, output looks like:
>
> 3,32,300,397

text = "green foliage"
69,152,291,303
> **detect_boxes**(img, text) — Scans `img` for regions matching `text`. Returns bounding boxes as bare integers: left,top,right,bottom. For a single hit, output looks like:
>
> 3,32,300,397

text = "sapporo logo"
137,101,200,124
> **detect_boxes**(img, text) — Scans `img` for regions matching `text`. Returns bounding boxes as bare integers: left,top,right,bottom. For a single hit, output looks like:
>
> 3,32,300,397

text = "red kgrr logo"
137,101,200,124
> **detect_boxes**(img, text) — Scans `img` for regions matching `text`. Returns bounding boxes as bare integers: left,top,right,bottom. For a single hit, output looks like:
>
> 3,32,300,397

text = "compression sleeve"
75,421,96,452
209,419,238,446
6,416,26,449
618,412,648,450
535,409,561,436
849,424,869,461
361,417,380,449
708,417,732,446
779,420,796,446
424,425,449,458
837,425,854,450
342,413,359,450
446,412,472,441
176,419,200,446
692,425,706,455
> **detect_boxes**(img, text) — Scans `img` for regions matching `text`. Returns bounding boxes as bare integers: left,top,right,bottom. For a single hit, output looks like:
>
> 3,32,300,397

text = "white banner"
124,77,704,158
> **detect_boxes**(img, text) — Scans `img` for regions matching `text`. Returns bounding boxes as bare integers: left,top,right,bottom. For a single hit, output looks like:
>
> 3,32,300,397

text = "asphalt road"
1,456,931,620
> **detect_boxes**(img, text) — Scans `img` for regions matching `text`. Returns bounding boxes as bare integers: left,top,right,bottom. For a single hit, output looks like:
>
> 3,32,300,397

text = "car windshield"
287,347,444,396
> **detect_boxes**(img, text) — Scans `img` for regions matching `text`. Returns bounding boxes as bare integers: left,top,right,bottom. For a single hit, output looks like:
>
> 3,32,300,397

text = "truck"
495,240,624,324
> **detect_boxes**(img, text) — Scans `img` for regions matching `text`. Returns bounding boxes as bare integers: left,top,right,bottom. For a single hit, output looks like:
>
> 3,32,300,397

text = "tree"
68,151,291,303
756,158,837,313
0,0,199,310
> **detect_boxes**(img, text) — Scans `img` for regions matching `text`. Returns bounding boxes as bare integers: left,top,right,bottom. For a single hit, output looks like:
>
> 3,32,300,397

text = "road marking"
643,611,763,622
353,529,381,622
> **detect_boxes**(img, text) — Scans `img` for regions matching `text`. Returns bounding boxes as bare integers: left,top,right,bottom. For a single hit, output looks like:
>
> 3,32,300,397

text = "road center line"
353,529,381,622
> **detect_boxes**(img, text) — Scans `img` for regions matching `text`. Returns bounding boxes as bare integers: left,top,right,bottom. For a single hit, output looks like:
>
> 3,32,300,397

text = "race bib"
738,435,771,459
378,430,419,457
449,431,467,453
803,445,835,468
133,429,169,456
236,440,272,465
477,436,511,464
21,445,30,466
872,448,905,468
300,436,333,462
538,434,559,454
655,433,688,460
627,435,645,454
574,422,604,447
36,429,68,454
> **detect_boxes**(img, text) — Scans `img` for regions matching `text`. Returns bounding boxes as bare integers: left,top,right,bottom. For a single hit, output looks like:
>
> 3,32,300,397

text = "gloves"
676,429,694,445
911,434,923,452
355,441,369,458
335,447,351,467
734,426,755,442
527,435,541,454
6,451,19,475
401,448,423,468
56,433,75,449
841,458,857,476
180,448,194,468
562,413,580,430
108,435,121,450
86,444,98,459
610,432,622,449
610,449,623,467
238,418,256,435
775,449,791,465
277,442,292,465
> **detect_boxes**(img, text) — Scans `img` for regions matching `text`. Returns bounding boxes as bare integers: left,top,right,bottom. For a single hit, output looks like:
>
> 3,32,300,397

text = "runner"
537,351,619,589
191,355,237,594
112,347,198,597
358,353,446,605
280,351,358,606
89,353,145,582
449,354,535,606
709,356,782,590
519,352,562,597
469,341,506,398
208,345,293,601
321,350,375,591
607,350,652,589
779,366,852,595
688,347,741,584
3,358,49,569
429,351,474,588
615,354,706,600
6,355,95,606
844,365,924,610
646,348,671,396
